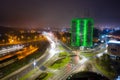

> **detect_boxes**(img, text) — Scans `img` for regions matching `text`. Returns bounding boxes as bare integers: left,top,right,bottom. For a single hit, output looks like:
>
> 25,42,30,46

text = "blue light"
108,40,120,44
116,76,120,80
101,35,105,38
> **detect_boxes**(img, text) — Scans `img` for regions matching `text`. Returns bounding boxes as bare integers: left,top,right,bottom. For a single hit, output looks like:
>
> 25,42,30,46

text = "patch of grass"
50,57,70,69
80,52,96,57
35,72,53,80
19,68,37,80
58,46,64,50
43,72,53,80
35,73,47,80
95,63,115,79
59,52,69,57
93,57,116,80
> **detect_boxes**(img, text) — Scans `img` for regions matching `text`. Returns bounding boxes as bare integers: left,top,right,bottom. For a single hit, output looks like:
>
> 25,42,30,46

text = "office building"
71,18,94,47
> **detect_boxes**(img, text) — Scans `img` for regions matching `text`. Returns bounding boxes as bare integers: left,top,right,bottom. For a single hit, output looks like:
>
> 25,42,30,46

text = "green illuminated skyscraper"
71,18,94,47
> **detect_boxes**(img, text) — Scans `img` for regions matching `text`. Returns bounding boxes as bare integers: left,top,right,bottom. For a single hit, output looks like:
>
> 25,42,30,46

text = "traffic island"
49,57,70,69
35,72,53,80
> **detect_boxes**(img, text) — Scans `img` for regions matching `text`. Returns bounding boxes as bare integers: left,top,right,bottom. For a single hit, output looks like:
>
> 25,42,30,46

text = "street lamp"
33,60,36,69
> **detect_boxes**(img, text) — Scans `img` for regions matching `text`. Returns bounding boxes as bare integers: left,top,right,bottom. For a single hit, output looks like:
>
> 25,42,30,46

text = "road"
1,32,59,80
0,45,51,80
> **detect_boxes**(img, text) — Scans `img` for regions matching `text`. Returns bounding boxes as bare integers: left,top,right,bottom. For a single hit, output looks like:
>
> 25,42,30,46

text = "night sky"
0,0,120,29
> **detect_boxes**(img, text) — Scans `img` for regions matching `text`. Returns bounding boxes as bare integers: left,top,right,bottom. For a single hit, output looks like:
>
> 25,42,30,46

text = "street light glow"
108,40,120,44
33,60,36,66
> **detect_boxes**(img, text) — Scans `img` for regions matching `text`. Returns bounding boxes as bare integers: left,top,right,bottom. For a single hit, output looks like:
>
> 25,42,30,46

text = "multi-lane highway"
0,32,60,80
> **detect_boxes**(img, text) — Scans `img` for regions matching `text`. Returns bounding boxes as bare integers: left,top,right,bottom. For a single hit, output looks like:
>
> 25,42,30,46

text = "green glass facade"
71,18,94,47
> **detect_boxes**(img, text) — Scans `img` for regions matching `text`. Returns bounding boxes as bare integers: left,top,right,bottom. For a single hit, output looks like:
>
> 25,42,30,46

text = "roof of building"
108,40,120,44
112,30,120,36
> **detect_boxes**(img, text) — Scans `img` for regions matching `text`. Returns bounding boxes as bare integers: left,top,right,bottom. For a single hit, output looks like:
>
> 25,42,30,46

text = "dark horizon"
0,0,120,29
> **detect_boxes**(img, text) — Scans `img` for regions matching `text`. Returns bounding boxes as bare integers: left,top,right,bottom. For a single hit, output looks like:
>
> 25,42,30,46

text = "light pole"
33,60,36,69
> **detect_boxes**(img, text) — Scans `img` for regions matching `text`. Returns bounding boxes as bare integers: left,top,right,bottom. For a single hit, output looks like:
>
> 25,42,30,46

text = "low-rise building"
108,40,120,56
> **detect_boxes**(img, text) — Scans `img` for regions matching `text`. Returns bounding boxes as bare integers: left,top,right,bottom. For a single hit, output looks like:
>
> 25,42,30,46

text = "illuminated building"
108,40,120,56
71,18,94,47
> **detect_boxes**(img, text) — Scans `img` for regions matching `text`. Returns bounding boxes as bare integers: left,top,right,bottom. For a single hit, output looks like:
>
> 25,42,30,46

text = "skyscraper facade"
71,18,94,47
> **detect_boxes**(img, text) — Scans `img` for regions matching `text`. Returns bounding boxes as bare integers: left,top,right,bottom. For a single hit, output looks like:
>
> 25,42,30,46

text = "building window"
111,48,117,52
